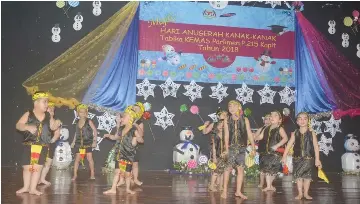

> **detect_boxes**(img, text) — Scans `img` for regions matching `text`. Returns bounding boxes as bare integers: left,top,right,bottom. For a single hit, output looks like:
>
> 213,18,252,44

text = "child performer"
117,102,145,187
253,114,271,188
257,111,288,192
282,112,322,200
16,91,62,195
103,104,144,195
71,104,97,181
202,109,228,192
221,100,256,199
38,102,61,185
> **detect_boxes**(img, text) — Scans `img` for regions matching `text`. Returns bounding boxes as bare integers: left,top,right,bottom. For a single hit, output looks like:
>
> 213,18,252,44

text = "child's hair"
271,111,283,125
296,112,310,128
76,104,88,112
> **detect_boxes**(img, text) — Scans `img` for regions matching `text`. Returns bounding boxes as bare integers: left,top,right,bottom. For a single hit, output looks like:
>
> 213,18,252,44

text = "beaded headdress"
32,92,49,101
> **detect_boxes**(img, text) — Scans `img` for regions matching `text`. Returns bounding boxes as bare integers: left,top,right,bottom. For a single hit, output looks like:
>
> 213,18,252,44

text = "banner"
138,2,295,87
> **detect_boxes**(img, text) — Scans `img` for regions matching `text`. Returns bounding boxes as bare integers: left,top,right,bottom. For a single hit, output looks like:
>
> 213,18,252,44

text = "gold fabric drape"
22,2,139,109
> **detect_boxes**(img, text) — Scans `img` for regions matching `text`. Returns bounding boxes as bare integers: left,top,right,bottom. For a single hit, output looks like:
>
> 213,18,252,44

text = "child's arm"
282,132,295,163
222,118,229,156
51,128,61,143
134,123,144,138
16,112,37,133
254,126,266,141
134,125,144,144
272,127,288,151
312,131,322,168
71,133,76,148
211,137,217,162
50,118,62,131
202,121,214,134
89,120,97,147
245,118,256,154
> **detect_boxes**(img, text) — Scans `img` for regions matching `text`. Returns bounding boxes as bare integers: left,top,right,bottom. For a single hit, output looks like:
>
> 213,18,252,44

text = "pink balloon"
190,105,199,114
353,10,359,18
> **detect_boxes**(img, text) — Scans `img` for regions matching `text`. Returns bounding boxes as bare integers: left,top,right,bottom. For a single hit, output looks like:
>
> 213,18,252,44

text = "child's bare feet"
117,180,125,187
235,192,248,199
133,179,143,186
103,189,117,195
262,186,271,192
126,189,135,195
16,187,29,194
38,180,51,186
270,186,276,191
89,176,95,180
71,175,77,181
304,194,313,200
29,189,43,196
208,186,217,192
221,191,227,199
295,194,303,200
258,183,264,188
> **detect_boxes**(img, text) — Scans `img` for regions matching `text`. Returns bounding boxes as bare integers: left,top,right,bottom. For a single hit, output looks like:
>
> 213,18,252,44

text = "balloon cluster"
344,10,359,34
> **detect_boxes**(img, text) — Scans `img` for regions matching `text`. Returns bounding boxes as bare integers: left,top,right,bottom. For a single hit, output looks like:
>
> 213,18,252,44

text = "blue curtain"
82,9,139,112
295,17,336,114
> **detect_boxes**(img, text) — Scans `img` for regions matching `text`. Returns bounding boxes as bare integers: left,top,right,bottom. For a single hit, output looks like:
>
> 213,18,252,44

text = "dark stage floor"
1,167,360,204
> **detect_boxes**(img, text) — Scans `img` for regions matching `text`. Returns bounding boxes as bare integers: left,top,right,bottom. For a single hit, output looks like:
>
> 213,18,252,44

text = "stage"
1,167,360,204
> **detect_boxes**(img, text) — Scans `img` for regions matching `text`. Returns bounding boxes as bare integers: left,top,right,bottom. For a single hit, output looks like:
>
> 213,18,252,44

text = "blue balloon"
68,1,79,7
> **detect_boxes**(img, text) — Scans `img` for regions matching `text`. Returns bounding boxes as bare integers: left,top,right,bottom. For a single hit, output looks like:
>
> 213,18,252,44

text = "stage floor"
1,167,360,204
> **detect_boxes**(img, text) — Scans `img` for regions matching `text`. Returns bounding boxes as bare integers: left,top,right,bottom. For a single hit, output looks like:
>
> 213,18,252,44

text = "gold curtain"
22,2,139,109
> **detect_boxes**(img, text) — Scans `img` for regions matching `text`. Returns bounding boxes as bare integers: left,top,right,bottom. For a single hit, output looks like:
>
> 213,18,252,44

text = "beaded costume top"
75,119,94,147
228,115,248,147
23,110,52,145
293,129,315,158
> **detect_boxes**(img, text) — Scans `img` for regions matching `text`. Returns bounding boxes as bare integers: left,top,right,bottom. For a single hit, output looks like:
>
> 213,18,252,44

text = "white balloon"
52,34,61,43
93,8,102,16
73,22,82,31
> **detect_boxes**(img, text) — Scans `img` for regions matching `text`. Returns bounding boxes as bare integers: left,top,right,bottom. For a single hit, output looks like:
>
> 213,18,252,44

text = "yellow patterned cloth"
22,2,139,109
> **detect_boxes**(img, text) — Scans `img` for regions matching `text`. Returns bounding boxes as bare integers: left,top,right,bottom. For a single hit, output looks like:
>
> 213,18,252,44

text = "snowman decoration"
356,44,360,58
51,24,61,43
328,20,336,35
342,33,349,48
341,134,360,173
173,126,200,163
255,49,276,72
73,12,83,31
52,128,73,170
93,1,102,16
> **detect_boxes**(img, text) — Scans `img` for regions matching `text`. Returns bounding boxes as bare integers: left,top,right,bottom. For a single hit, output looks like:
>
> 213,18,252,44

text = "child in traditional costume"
103,103,144,195
257,111,288,192
254,114,271,188
282,112,322,200
16,91,62,195
38,102,61,185
71,104,97,180
202,109,228,192
220,100,256,199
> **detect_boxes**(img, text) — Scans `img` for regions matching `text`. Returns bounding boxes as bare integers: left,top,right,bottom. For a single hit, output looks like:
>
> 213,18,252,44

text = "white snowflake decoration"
92,135,104,151
159,77,181,98
278,86,295,106
323,115,341,138
208,113,218,123
265,1,282,8
96,112,116,133
183,80,204,102
310,118,323,135
235,83,254,105
257,84,276,104
72,110,96,125
318,134,334,156
209,82,229,103
154,106,175,130
136,78,156,100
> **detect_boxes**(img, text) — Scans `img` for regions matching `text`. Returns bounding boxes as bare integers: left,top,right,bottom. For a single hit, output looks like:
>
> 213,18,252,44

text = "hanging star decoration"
183,80,204,102
235,83,254,105
92,134,103,151
136,78,156,100
72,110,96,124
96,112,117,133
318,134,334,156
278,86,295,106
154,106,175,130
159,77,181,98
257,84,276,104
323,114,341,138
310,118,323,135
208,112,218,123
209,82,229,103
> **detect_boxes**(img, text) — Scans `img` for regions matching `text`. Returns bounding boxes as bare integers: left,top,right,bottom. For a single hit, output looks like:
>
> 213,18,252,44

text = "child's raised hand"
103,134,111,138
92,142,97,148
204,121,210,126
